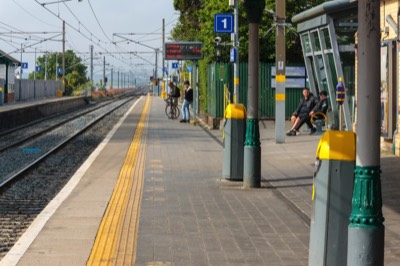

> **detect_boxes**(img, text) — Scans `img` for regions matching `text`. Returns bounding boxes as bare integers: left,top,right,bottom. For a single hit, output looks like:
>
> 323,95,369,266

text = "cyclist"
168,81,180,107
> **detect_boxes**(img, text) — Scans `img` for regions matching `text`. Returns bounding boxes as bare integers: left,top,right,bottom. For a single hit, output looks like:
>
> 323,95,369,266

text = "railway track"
0,95,137,187
0,95,129,153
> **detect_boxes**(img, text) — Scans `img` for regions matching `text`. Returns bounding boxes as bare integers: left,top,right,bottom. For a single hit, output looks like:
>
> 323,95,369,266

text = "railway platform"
0,96,88,131
1,95,400,265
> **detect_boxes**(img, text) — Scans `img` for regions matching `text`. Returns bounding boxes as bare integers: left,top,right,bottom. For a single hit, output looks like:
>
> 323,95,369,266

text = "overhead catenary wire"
34,0,135,69
0,22,37,41
12,0,59,29
6,1,170,78
86,0,113,42
0,37,20,50
59,0,147,69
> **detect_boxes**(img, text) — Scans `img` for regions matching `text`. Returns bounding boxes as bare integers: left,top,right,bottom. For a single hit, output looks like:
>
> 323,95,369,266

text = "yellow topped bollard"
0,87,3,105
309,130,355,266
222,104,246,181
161,90,167,99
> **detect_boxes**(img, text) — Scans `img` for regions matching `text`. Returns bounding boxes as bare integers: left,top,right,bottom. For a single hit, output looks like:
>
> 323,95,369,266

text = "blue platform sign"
21,62,28,69
36,66,42,72
214,14,234,33
172,62,178,69
230,48,237,62
57,67,62,74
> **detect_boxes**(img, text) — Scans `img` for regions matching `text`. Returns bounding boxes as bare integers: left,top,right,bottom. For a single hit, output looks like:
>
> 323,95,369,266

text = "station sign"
165,42,203,60
172,62,178,69
36,66,42,72
21,62,28,69
230,48,237,62
214,14,234,33
57,67,62,74
270,66,307,89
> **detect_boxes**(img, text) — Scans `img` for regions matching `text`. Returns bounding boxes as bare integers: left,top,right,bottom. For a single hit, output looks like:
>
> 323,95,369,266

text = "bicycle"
165,97,180,119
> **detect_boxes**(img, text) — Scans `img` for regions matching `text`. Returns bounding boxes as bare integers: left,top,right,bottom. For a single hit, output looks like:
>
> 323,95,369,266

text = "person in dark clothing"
287,88,318,136
180,80,193,123
168,81,180,107
310,90,328,120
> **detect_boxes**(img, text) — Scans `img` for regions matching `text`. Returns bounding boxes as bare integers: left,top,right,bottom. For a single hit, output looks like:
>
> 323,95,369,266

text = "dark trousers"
294,114,313,131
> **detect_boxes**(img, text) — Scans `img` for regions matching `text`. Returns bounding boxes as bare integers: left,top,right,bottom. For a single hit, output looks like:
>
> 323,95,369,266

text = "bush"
91,90,105,100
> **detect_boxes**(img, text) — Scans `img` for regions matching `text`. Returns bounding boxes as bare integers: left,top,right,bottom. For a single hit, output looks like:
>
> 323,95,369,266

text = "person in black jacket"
310,90,328,120
287,87,318,136
180,80,193,123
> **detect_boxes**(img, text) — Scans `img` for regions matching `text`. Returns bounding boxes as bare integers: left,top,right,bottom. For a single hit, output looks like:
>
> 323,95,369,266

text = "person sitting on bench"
310,90,328,121
287,88,318,136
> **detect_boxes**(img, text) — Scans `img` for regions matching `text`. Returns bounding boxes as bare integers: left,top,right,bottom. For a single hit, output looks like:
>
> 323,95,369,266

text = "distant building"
0,50,20,103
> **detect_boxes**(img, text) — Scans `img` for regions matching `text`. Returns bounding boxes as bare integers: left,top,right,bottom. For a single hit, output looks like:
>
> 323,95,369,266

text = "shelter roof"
292,0,357,24
0,49,20,66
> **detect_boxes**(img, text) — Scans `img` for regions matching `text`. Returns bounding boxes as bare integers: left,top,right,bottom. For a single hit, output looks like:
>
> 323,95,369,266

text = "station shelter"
292,0,400,156
0,50,20,103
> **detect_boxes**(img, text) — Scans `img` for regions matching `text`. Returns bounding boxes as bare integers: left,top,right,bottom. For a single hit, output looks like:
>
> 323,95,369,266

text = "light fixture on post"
215,36,222,63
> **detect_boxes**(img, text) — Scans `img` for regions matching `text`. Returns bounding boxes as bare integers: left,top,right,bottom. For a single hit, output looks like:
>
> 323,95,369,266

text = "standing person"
180,80,193,123
168,81,180,107
287,87,318,136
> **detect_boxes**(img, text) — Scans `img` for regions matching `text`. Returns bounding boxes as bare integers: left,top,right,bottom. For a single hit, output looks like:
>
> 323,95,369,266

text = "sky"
0,0,178,85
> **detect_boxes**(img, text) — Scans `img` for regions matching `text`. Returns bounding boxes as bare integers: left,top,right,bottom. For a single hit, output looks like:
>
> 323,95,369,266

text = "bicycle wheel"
172,106,180,120
165,105,173,119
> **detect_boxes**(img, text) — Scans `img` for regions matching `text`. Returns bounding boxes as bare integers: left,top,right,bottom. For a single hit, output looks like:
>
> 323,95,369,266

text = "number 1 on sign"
222,18,227,29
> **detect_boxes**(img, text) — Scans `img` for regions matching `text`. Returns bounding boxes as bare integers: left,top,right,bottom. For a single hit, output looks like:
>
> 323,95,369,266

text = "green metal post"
243,0,265,188
348,0,385,265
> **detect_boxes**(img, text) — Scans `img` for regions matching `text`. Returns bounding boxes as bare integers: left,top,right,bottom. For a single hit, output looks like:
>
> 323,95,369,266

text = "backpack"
175,86,181,97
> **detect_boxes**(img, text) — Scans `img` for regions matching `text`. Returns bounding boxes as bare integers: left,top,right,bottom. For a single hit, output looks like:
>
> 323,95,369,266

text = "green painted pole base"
243,146,261,188
348,165,385,265
347,226,384,266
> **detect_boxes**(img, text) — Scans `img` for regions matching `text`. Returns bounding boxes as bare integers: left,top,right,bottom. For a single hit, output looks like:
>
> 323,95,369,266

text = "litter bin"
222,104,246,181
309,130,355,266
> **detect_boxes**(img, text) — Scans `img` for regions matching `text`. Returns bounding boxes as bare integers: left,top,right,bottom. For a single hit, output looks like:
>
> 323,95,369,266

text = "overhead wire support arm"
0,33,63,59
40,0,74,6
113,32,162,36
0,31,62,35
113,34,159,51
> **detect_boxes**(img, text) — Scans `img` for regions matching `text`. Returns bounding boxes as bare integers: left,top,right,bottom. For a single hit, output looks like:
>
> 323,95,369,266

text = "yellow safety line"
115,128,147,265
87,95,150,266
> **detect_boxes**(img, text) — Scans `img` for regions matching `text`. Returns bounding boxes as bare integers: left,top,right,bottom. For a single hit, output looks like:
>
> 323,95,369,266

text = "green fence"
207,63,305,119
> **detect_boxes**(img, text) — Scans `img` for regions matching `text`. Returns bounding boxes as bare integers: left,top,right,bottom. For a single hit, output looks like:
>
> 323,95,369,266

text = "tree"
29,50,88,89
172,0,325,63
171,0,325,112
